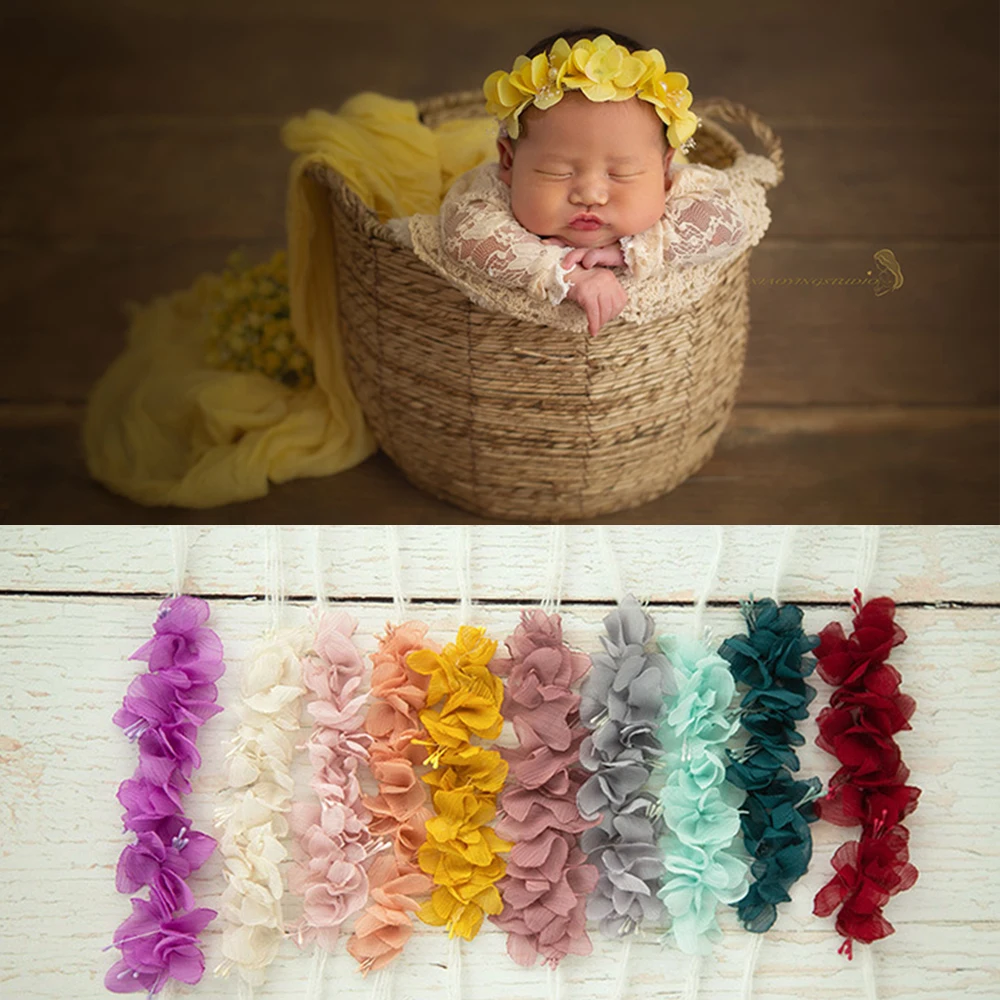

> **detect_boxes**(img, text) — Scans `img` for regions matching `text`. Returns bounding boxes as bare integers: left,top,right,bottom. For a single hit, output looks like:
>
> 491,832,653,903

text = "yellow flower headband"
483,34,701,151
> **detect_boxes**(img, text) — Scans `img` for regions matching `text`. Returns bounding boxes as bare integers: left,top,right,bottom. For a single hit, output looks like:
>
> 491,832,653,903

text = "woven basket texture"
311,92,784,521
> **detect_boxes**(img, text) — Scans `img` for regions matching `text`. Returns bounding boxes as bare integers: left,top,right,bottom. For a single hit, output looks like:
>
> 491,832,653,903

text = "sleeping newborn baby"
393,27,778,336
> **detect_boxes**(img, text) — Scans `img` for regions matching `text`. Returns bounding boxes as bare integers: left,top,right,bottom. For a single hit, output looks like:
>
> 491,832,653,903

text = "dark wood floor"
1,1,997,523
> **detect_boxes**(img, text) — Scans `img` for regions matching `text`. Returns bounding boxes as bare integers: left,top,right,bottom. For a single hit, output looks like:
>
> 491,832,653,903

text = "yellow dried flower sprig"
204,248,315,390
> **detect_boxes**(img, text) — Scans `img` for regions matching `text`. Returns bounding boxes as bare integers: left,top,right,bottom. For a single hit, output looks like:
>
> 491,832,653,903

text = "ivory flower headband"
483,34,701,151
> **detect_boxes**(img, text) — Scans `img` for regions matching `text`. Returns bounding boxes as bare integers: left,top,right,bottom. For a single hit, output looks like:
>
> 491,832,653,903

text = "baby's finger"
585,248,613,269
594,293,613,336
562,248,588,270
587,299,601,337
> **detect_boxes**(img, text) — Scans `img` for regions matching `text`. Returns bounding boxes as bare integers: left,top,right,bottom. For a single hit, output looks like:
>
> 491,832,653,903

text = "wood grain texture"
1,412,997,523
2,524,999,603
0,0,996,520
1,525,998,998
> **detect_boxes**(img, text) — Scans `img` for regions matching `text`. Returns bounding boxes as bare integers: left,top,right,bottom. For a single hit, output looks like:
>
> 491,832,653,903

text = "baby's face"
497,93,674,248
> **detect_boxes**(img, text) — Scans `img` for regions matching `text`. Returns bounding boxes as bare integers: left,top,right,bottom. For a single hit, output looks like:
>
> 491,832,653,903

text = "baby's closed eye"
533,170,645,180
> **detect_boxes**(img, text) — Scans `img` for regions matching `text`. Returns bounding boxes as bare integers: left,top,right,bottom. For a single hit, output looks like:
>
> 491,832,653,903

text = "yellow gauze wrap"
82,92,498,508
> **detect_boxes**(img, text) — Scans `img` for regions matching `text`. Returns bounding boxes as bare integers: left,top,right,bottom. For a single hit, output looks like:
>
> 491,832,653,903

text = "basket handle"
693,97,784,185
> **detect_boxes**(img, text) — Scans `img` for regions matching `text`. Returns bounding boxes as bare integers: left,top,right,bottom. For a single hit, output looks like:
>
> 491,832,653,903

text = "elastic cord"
855,525,881,601
547,961,561,1000
692,526,724,637
680,953,702,1000
264,525,284,635
370,963,394,1000
457,526,472,622
385,525,407,619
769,525,795,603
541,526,567,613
598,526,627,605
311,526,328,610
740,933,764,1000
611,936,632,1000
859,942,879,1000
170,525,189,598
448,935,462,1000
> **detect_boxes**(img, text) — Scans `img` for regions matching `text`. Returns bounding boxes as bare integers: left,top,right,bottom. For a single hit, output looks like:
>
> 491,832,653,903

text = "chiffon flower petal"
412,625,510,942
285,608,375,954
347,622,438,972
718,596,823,933
577,597,670,939
215,624,307,987
490,609,598,966
657,629,749,954
810,589,920,954
107,596,221,995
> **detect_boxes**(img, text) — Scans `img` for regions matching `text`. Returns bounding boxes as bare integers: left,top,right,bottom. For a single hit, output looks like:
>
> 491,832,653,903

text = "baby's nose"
571,177,609,206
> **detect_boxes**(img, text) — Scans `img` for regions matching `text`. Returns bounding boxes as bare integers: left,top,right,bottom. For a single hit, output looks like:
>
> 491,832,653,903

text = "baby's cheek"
622,185,668,234
512,183,557,234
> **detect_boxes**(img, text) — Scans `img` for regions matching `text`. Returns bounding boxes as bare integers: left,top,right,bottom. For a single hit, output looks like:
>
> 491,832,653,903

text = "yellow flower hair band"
483,34,701,152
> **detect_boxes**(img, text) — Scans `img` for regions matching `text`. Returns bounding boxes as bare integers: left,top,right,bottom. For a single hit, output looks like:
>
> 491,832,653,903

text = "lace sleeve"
438,167,576,306
621,165,750,280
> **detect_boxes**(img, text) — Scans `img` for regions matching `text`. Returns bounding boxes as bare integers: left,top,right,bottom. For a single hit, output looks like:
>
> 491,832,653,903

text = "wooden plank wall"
0,1,997,521
1,524,998,997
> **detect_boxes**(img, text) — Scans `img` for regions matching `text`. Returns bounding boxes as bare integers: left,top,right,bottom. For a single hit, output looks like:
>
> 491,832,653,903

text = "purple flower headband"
105,595,224,997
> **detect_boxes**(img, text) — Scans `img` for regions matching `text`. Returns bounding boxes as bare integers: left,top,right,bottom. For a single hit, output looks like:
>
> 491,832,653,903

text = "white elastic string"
541,526,567,614
170,525,189,598
692,526,724,639
855,525,881,602
371,963,395,1000
369,963,393,1000
305,946,319,1000
740,933,764,1000
311,526,327,611
448,935,462,1000
264,525,283,635
306,945,329,1000
769,525,795,603
237,978,255,1000
547,961,562,1000
611,936,632,1000
598,527,627,605
680,953,702,1000
385,525,407,620
457,526,472,622
859,942,879,1000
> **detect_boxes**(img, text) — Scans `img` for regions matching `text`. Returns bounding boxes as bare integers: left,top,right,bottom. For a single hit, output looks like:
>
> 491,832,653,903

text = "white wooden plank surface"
1,525,998,604
1,526,998,1000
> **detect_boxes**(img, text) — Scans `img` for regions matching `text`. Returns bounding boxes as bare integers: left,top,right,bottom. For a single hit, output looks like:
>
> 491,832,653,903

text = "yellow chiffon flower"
421,745,507,794
407,626,497,705
417,882,504,940
482,33,700,150
411,625,510,940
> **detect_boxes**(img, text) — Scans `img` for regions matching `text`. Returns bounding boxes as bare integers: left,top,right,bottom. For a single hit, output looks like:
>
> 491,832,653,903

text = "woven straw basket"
311,92,784,521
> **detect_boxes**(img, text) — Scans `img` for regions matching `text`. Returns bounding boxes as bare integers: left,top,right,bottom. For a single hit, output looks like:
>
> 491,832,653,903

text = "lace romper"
388,153,780,334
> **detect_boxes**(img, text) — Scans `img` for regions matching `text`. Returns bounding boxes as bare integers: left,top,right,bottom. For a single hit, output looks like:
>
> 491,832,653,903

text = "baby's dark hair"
507,25,670,150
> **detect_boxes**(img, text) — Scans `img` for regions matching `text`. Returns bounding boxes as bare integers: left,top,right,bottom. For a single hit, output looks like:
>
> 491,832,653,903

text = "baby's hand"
566,267,627,337
561,245,626,270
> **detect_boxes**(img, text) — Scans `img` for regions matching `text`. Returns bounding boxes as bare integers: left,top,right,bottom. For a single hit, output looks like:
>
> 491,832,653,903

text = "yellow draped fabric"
82,92,498,508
